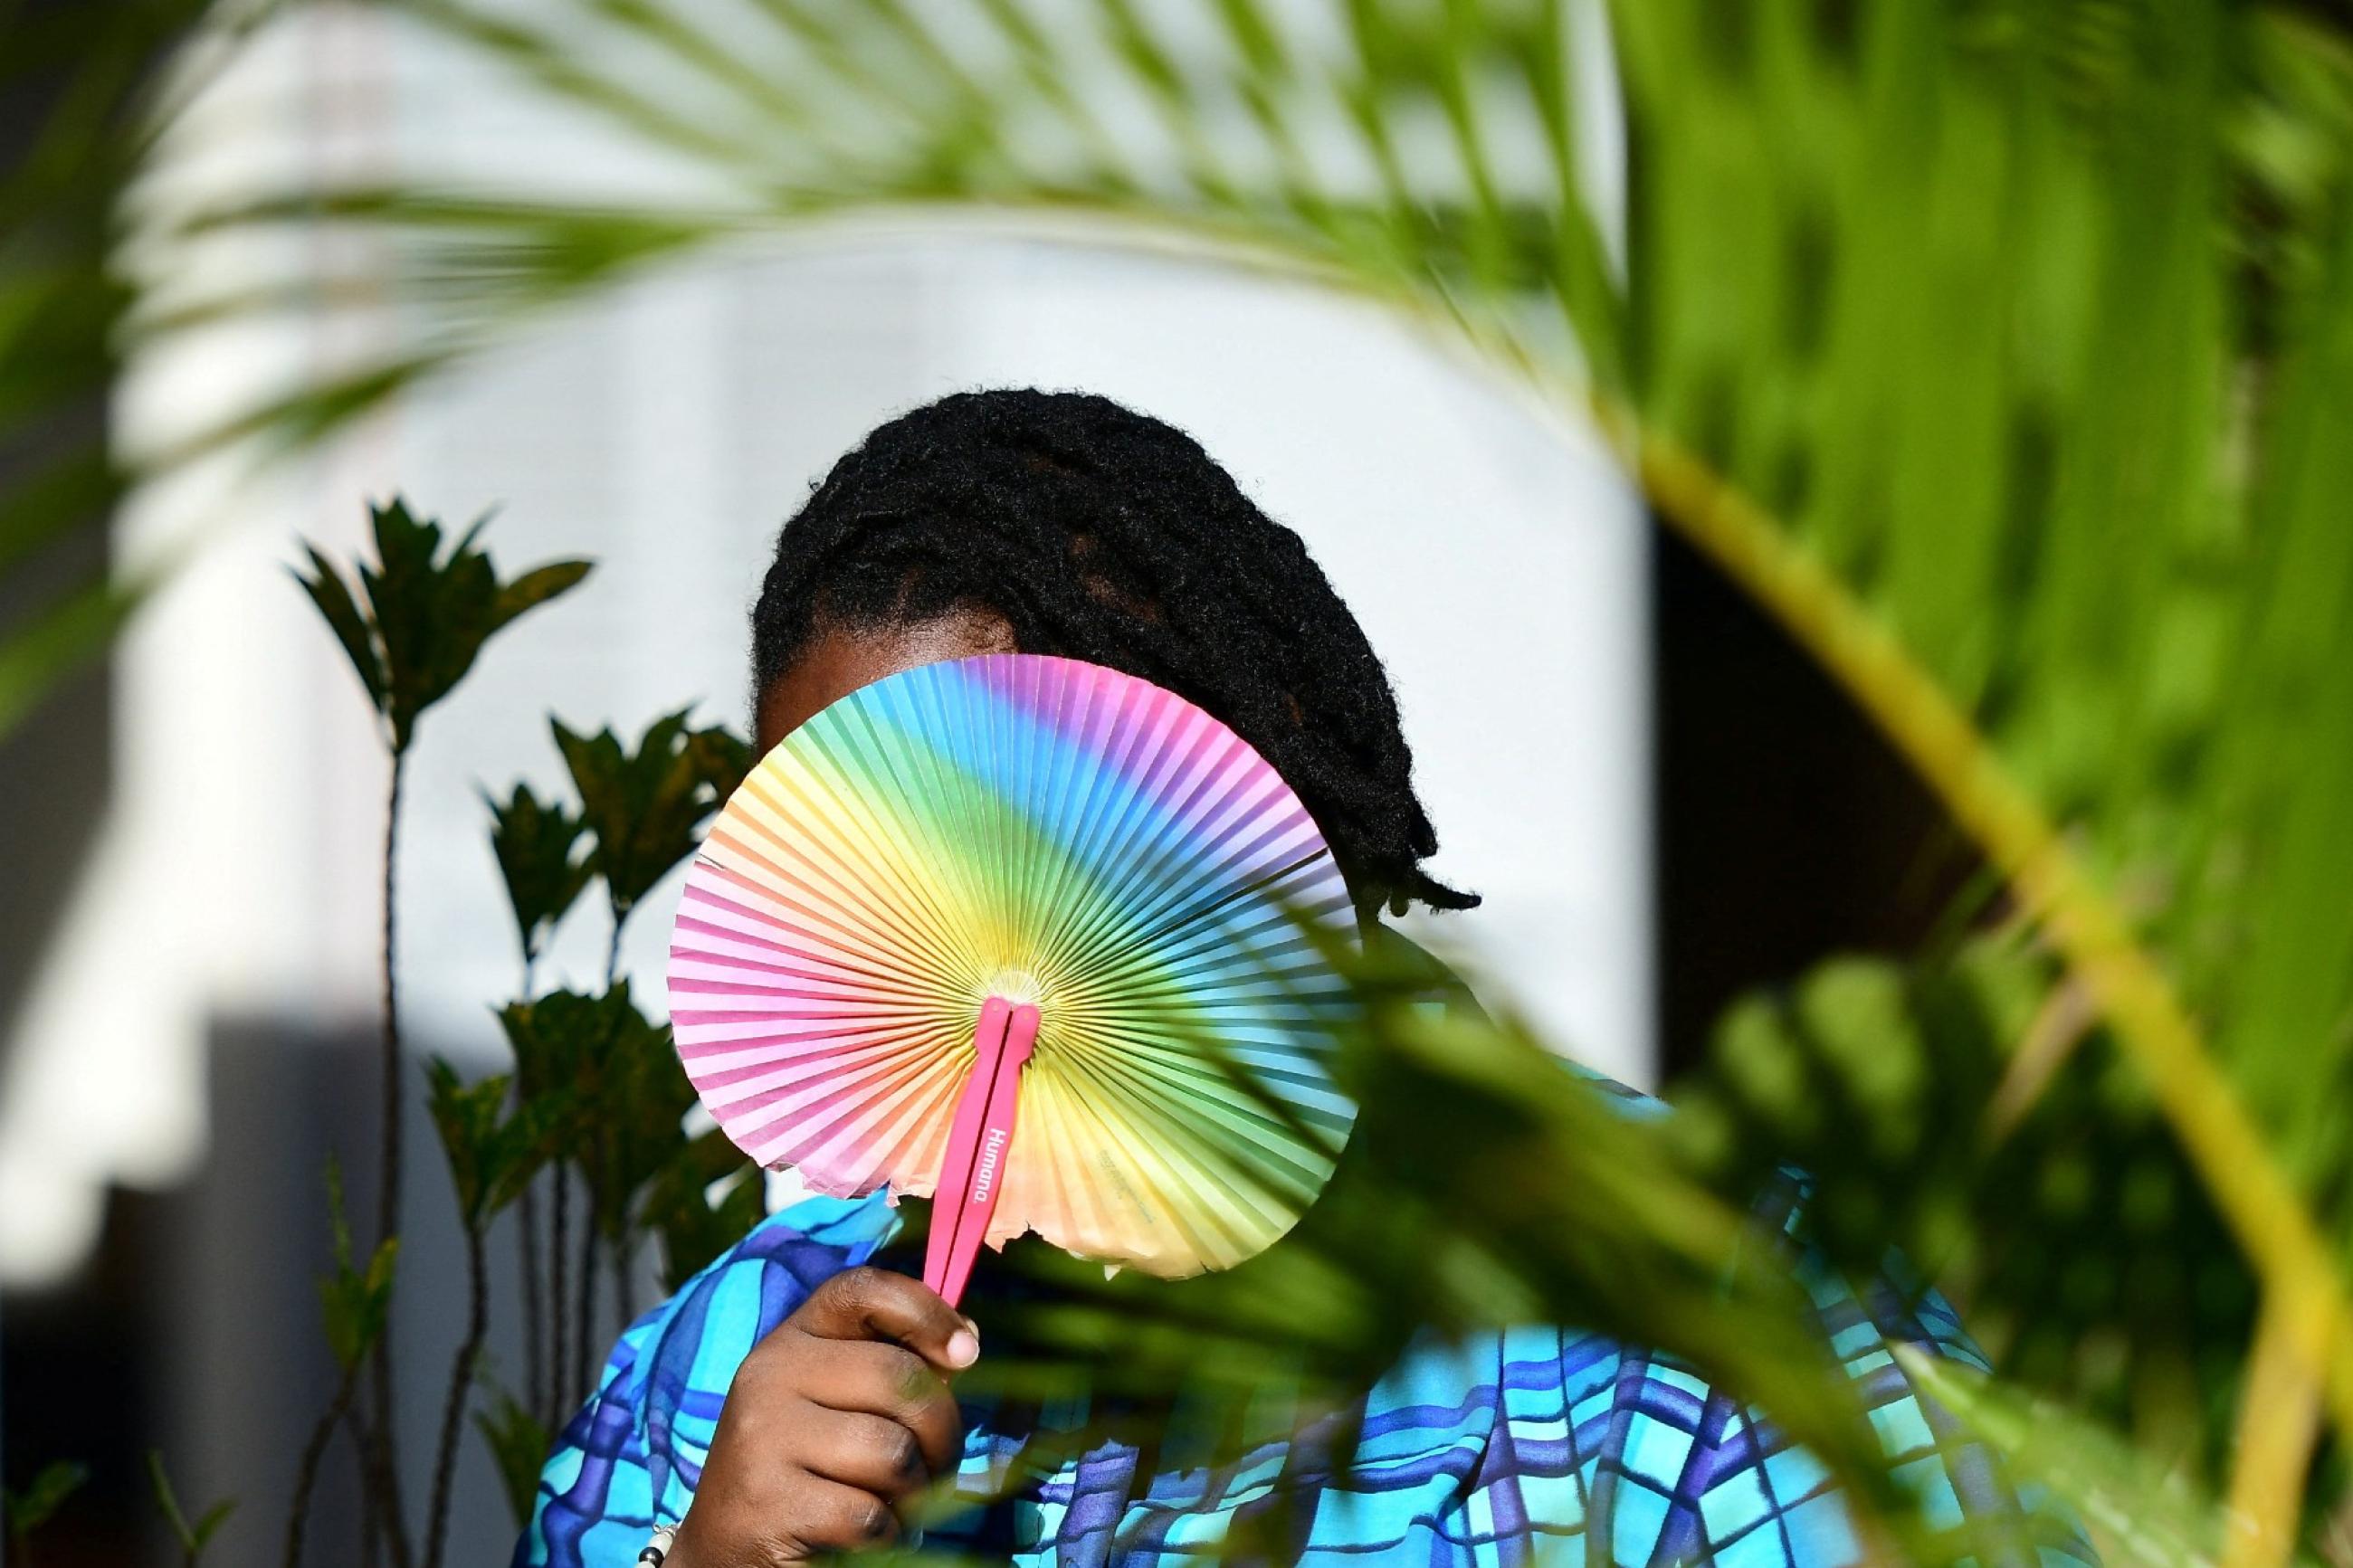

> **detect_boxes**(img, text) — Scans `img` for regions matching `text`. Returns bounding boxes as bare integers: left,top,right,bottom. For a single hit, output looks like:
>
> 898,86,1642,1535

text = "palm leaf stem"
1613,402,2353,1488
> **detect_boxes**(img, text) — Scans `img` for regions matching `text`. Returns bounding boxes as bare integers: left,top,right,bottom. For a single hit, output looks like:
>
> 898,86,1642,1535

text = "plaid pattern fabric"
514,1080,2092,1568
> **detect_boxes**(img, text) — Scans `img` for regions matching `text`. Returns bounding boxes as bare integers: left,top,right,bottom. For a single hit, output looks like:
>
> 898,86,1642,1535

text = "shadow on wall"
4,1021,528,1565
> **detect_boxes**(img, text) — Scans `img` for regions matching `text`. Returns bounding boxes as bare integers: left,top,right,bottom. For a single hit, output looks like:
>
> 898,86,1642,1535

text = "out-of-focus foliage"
1674,934,2255,1467
1893,1349,2239,1568
146,1449,237,1566
316,1156,399,1375
0,0,224,734
470,1389,551,1532
2,1460,90,1561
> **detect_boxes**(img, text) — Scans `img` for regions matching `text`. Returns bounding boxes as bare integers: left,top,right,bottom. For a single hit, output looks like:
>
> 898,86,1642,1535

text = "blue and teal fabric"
514,1079,2092,1567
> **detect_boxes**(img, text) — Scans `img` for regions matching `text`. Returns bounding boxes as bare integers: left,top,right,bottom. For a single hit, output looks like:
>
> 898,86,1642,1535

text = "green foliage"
555,709,749,930
0,0,219,736
644,1128,769,1293
2,1461,89,1557
1674,936,2254,1467
1895,1349,2246,1568
293,499,591,752
146,1449,237,1566
424,1059,563,1228
471,1386,551,1530
500,982,694,1243
317,1158,400,1373
485,783,594,974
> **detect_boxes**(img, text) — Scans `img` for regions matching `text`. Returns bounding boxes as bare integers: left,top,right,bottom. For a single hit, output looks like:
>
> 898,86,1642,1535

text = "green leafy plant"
470,1388,552,1532
295,500,592,755
289,498,588,1565
484,783,593,993
482,778,597,1431
497,983,709,1414
2,1461,88,1568
284,515,757,1558
420,1060,558,1568
554,709,750,982
285,1159,398,1568
147,1450,236,1568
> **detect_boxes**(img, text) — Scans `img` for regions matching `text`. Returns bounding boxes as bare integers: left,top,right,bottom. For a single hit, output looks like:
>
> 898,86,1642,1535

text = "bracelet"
637,1524,677,1566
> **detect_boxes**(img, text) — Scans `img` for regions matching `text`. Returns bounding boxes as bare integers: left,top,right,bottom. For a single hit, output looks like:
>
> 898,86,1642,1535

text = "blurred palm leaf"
1673,932,2257,1472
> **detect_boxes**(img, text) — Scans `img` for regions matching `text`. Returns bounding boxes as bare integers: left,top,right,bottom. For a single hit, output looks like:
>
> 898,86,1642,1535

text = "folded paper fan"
668,653,1359,1303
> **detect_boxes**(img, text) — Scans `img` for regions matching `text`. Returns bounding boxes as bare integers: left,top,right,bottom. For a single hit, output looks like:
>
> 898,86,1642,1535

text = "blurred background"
9,0,2323,1563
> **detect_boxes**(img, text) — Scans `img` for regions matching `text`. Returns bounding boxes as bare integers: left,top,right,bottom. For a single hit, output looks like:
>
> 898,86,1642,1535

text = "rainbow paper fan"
668,653,1359,1301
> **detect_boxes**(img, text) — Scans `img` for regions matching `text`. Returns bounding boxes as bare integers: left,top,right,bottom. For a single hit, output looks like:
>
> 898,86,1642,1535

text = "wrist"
645,1519,690,1568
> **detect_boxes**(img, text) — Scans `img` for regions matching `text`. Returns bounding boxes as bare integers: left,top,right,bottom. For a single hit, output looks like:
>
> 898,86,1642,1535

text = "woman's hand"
666,1268,977,1566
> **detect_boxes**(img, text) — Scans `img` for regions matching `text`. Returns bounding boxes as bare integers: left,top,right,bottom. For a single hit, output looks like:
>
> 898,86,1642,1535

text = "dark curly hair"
750,388,1475,917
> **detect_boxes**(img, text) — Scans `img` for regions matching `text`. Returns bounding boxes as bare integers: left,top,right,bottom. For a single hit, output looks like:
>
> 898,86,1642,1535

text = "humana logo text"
971,1128,1009,1202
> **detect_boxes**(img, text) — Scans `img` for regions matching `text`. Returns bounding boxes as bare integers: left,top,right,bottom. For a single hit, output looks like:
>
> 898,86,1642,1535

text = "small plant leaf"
291,498,591,752
644,1135,767,1293
291,545,386,712
145,1449,234,1559
191,1498,238,1553
484,782,593,970
557,710,747,926
504,982,693,1242
316,1161,400,1372
493,559,595,630
1895,1348,2230,1568
472,1385,552,1529
3,1460,89,1538
427,1057,561,1226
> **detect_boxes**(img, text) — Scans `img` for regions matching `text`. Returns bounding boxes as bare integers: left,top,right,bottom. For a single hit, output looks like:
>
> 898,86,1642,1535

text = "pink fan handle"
922,997,1040,1309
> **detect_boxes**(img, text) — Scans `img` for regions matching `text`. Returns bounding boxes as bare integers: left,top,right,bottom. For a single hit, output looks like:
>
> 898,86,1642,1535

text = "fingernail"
945,1328,979,1368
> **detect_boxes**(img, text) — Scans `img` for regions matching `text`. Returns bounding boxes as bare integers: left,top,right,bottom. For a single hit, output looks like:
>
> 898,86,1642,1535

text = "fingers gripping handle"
923,998,1041,1309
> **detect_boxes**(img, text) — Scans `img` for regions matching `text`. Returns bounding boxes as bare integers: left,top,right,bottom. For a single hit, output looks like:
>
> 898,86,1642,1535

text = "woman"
518,390,2084,1568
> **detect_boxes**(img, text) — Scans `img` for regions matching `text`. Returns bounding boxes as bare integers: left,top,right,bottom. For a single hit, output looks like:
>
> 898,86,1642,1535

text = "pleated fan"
668,653,1359,1303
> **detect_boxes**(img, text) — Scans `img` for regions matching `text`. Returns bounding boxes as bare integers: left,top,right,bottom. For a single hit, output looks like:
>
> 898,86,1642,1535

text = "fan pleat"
670,654,1360,1278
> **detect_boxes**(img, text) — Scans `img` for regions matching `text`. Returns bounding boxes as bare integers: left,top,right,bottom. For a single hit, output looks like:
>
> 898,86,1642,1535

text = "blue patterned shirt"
515,1077,2091,1568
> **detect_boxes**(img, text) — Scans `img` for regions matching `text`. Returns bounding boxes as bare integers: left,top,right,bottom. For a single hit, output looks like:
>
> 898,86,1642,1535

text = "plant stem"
1615,405,2353,1442
548,1170,569,1429
2223,1300,2326,1568
519,1179,544,1426
611,1230,632,1335
369,746,410,1565
356,1408,413,1568
355,1411,379,1568
575,1199,598,1400
282,1358,359,1568
512,954,546,1429
422,1224,489,1568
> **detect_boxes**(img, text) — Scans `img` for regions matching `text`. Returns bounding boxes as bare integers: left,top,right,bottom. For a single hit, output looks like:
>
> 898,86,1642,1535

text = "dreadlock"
750,388,1476,917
